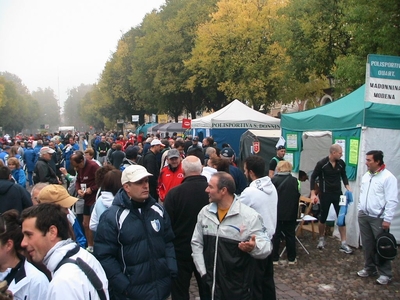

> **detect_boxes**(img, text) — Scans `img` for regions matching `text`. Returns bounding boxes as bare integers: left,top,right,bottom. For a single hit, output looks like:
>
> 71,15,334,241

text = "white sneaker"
357,269,378,277
339,243,353,254
317,237,325,249
288,259,297,265
376,275,392,285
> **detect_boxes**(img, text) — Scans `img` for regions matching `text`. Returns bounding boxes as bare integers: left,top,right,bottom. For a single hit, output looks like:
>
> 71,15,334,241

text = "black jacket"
110,150,125,169
142,150,160,199
0,180,32,213
164,175,209,261
33,157,59,184
271,173,300,221
94,188,177,300
310,156,348,194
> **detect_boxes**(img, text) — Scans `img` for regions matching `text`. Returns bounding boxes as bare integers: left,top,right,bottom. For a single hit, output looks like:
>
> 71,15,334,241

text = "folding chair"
280,196,318,256
297,196,318,239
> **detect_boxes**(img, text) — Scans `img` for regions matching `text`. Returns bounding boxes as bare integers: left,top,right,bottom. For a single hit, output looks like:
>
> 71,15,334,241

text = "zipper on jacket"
211,224,219,300
115,209,127,275
365,176,373,215
321,160,330,193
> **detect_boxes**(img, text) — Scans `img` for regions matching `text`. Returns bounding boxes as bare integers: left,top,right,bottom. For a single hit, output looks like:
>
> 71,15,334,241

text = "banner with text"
182,118,191,129
158,114,168,123
365,54,400,105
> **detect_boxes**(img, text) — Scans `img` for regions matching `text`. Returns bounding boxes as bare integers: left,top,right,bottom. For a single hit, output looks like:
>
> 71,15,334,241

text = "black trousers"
171,259,210,300
252,254,276,300
272,220,297,262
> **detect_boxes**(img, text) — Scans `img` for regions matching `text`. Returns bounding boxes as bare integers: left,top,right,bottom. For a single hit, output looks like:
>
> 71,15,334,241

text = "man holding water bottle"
71,150,100,253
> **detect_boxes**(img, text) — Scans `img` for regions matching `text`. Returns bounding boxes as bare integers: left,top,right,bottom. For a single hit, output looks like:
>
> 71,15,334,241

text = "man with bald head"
310,144,352,253
164,156,209,299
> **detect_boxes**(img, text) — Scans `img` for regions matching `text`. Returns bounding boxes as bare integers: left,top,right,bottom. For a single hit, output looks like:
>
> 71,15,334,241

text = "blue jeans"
27,171,34,186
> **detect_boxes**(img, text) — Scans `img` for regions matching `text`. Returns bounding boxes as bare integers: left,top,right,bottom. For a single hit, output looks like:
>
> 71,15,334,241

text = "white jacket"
8,258,49,300
201,166,217,182
44,240,109,300
358,168,398,223
192,196,272,277
239,176,278,239
89,191,115,231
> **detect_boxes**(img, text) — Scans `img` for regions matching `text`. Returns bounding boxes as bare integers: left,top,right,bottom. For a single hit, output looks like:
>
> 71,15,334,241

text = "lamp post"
322,75,335,98
327,74,334,97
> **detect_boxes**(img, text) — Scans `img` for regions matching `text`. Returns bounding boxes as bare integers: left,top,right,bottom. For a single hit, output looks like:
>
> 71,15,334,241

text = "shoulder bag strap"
55,245,107,300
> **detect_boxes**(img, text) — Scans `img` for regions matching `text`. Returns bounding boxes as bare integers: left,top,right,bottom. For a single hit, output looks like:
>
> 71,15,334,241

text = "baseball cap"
38,185,78,208
40,146,55,155
167,149,180,159
276,145,286,150
125,146,139,159
151,139,165,147
121,165,153,185
220,147,234,158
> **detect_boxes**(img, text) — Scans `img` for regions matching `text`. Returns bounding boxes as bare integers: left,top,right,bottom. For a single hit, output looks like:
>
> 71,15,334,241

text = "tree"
64,84,93,130
334,0,400,93
186,0,288,111
130,0,219,119
0,74,41,133
99,27,145,123
0,76,26,133
80,85,106,131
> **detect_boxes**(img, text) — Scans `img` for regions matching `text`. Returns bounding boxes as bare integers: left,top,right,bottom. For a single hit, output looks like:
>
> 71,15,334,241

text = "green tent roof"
282,84,400,131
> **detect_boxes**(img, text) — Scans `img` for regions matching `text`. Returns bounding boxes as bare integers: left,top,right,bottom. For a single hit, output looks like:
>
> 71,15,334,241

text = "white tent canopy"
191,99,280,129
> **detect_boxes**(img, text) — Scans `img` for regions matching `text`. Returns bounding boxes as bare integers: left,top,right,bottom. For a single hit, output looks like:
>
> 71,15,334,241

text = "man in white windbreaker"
191,172,272,300
239,155,278,300
357,150,398,285
21,203,109,299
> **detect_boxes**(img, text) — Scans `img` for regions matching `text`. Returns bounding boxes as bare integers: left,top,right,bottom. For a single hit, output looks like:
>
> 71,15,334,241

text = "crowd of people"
0,129,397,299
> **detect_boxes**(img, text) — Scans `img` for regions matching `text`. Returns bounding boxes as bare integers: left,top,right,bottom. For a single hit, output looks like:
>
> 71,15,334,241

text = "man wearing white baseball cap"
142,139,165,199
33,147,60,184
94,165,177,299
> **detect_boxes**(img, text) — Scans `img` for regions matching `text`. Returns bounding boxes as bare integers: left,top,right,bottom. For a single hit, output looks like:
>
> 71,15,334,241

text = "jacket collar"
208,195,240,217
113,188,155,210
181,175,207,184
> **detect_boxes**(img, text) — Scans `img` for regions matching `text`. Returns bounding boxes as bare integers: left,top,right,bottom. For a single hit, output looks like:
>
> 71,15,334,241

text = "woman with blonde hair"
7,158,26,188
8,147,23,169
271,160,300,265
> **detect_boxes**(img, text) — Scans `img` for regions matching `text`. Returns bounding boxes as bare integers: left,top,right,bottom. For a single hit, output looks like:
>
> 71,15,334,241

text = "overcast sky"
0,0,165,106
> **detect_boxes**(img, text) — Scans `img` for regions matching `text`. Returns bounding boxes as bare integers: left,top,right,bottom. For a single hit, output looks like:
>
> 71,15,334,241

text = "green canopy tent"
281,84,400,246
282,84,400,132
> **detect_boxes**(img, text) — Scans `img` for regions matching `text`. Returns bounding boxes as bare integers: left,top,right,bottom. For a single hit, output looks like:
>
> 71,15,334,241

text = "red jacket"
75,159,100,206
157,164,184,202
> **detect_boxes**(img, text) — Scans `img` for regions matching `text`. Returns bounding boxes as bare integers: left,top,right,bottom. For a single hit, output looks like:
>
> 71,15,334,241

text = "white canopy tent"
191,100,280,155
191,99,280,130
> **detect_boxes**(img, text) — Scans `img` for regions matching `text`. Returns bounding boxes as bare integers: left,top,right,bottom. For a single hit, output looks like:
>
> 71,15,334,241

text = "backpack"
55,245,107,300
376,229,397,262
119,158,137,171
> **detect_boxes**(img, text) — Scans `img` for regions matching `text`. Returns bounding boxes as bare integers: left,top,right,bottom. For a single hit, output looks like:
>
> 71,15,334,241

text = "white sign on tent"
365,54,400,105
